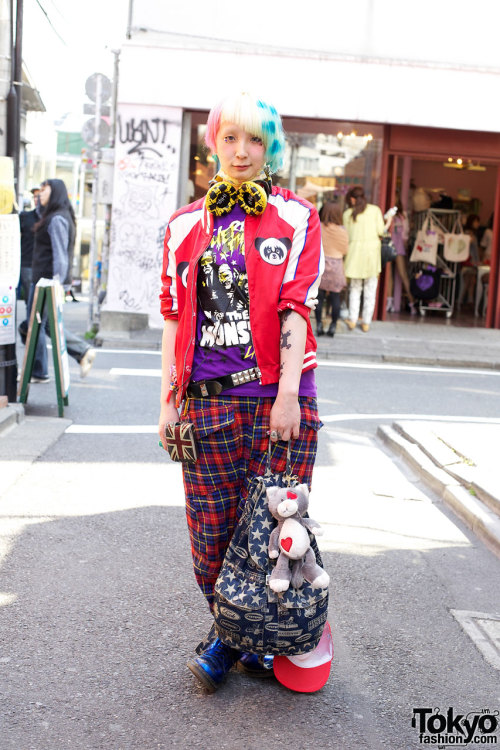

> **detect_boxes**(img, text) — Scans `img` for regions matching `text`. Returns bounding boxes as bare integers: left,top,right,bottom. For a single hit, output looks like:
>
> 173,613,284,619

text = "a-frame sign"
18,279,70,417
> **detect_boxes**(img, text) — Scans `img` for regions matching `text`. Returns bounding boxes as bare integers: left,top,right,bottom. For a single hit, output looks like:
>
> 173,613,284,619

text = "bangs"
205,92,285,173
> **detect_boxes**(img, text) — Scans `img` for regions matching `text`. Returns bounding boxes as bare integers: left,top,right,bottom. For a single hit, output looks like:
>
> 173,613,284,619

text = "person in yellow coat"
343,186,385,332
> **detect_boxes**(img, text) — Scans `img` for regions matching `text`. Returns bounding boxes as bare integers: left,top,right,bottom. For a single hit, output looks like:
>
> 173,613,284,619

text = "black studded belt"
187,366,262,398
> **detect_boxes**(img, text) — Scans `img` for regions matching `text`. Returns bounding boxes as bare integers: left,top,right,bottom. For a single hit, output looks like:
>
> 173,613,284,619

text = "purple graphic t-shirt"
191,204,316,397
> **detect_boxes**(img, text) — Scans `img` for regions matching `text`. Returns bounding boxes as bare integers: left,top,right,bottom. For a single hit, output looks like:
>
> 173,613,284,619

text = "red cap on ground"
273,621,333,693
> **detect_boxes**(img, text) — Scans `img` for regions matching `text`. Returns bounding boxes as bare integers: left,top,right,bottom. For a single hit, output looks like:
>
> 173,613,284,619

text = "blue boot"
187,638,240,692
237,652,274,677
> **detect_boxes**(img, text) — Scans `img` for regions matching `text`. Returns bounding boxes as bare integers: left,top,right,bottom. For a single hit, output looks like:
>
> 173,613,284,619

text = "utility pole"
88,73,101,330
0,0,21,401
81,72,111,331
98,49,119,305
13,0,21,198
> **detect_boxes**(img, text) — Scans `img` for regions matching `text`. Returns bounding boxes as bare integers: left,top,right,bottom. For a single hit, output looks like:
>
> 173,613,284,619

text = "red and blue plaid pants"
182,395,321,609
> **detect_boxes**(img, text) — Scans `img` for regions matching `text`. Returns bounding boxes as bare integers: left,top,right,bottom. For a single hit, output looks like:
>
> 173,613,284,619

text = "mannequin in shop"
411,185,432,213
458,214,481,307
385,197,416,314
480,214,494,266
316,201,348,336
431,190,453,210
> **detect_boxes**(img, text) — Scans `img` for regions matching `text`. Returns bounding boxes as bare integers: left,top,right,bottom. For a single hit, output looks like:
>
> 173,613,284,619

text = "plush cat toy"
267,484,330,593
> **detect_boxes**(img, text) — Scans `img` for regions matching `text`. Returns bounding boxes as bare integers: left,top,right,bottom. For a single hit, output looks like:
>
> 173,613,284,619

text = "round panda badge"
255,237,292,266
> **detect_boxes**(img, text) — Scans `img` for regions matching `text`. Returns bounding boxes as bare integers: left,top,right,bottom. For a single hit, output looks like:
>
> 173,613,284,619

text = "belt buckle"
200,383,209,397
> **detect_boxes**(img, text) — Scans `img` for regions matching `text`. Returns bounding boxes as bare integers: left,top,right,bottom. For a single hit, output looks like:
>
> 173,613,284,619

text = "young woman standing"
158,92,324,692
315,201,347,337
343,186,385,332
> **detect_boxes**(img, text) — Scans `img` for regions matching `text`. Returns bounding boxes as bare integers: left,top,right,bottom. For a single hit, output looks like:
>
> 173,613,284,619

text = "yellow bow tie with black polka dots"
206,180,268,217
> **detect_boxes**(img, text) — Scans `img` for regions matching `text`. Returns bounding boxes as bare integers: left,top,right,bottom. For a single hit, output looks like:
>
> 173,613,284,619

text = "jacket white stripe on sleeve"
269,193,323,308
166,208,203,313
302,351,317,369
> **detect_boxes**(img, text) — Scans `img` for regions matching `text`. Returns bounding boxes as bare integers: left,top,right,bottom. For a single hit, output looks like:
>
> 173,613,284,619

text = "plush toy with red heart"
266,484,330,593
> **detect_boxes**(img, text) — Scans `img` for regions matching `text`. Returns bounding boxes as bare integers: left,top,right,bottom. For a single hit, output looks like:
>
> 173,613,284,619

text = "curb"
377,424,500,558
0,403,25,436
0,415,72,498
316,347,500,370
95,330,162,350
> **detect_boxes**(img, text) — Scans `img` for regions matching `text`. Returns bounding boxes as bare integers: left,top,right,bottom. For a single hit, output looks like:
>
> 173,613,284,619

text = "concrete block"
393,421,462,468
379,423,500,558
377,424,460,497
443,485,500,557
99,310,149,332
0,403,24,435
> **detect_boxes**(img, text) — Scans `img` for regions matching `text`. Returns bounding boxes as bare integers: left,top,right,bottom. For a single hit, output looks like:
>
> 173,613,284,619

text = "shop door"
377,150,500,329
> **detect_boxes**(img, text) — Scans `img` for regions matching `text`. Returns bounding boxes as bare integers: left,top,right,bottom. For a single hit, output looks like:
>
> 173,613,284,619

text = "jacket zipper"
179,224,212,403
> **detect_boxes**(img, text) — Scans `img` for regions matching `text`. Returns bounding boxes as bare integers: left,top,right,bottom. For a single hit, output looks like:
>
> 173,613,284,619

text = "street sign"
85,73,112,103
81,117,110,148
84,103,111,116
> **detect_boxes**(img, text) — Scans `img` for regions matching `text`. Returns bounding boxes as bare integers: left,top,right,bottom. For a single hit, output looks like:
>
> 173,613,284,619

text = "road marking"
450,610,500,670
109,368,161,377
321,413,500,424
66,425,157,434
65,413,500,434
108,361,500,378
317,359,500,376
98,348,161,355
109,362,500,377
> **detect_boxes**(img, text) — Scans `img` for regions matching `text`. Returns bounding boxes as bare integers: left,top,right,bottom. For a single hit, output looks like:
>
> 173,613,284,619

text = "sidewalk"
314,316,500,370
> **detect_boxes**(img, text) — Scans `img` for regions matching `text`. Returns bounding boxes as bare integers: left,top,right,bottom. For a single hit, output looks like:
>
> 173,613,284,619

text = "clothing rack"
411,209,461,318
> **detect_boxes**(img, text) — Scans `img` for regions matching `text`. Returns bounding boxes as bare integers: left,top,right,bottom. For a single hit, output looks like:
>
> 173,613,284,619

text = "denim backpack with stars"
213,443,329,656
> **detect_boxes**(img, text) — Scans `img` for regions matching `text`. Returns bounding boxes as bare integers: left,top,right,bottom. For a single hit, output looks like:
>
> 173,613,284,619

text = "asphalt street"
1,346,500,749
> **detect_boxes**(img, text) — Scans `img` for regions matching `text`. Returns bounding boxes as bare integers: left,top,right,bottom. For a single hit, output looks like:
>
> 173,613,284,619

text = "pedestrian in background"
27,178,95,383
458,213,481,307
158,91,323,692
343,186,385,333
18,187,40,305
315,201,347,337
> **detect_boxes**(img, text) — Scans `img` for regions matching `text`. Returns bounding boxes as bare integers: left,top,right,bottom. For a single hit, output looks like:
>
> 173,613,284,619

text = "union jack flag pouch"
164,421,198,463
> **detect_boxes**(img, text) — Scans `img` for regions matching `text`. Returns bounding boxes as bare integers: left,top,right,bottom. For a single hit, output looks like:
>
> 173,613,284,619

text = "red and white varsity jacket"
159,185,324,404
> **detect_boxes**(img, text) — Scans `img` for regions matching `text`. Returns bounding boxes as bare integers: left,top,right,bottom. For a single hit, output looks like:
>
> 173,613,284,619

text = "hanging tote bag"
409,216,439,265
213,442,329,657
443,218,470,263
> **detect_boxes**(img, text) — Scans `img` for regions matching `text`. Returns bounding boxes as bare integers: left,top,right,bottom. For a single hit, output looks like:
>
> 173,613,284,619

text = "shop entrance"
379,125,500,329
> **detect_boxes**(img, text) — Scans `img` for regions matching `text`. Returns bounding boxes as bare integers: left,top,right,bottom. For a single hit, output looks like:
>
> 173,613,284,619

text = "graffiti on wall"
105,104,182,327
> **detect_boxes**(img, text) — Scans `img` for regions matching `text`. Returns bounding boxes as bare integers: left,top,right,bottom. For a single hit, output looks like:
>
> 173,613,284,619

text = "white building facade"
103,1,500,329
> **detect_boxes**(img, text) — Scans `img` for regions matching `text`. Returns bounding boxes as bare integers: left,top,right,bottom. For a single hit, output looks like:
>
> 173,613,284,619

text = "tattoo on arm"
280,329,292,349
279,362,285,379
280,310,293,350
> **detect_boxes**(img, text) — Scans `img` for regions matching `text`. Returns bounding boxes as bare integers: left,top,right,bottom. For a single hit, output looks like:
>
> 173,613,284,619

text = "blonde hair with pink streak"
205,92,285,174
